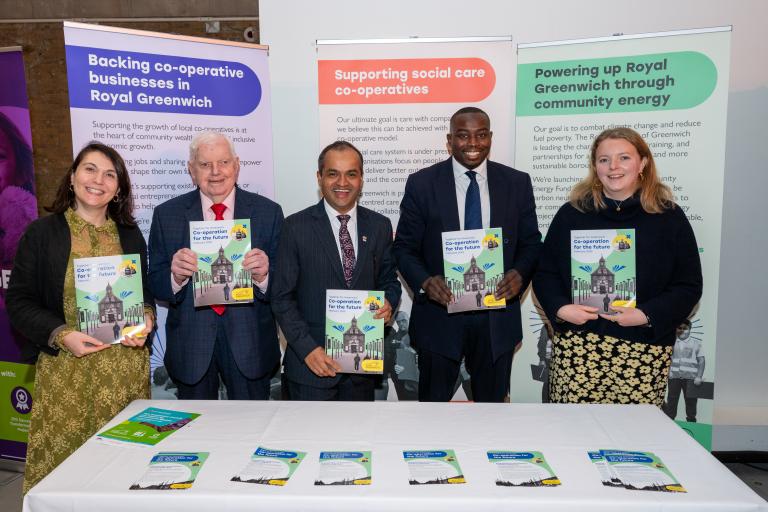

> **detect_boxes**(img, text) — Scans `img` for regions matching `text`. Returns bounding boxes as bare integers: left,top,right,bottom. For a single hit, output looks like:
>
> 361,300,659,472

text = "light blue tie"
464,170,482,230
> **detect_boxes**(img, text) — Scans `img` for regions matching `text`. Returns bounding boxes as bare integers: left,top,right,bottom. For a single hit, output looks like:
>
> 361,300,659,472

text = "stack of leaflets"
97,407,200,446
571,229,636,314
442,228,505,313
487,451,561,487
315,451,371,485
589,449,685,492
325,290,385,374
231,447,306,486
130,452,208,490
73,254,145,343
190,219,253,306
404,450,465,485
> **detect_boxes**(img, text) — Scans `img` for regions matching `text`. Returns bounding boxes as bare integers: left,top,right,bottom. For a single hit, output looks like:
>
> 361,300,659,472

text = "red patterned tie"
337,215,356,286
211,203,227,315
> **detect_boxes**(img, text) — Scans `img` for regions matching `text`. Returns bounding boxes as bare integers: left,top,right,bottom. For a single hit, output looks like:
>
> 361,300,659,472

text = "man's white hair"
188,131,237,162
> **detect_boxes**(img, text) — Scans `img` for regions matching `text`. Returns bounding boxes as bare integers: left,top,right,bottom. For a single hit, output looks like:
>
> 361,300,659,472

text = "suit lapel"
184,191,204,247
487,162,506,228
350,207,371,288
312,200,346,285
436,159,460,232
233,186,253,221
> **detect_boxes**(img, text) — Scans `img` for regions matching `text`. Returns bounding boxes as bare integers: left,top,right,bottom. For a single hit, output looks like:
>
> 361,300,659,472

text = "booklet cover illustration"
571,229,636,314
442,228,505,313
130,452,208,490
488,451,561,487
315,451,372,485
231,447,306,486
325,290,384,374
73,254,145,343
97,407,200,446
190,219,252,307
404,450,465,485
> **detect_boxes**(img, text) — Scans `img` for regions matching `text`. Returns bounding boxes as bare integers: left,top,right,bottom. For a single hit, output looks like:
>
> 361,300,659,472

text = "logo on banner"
11,386,32,414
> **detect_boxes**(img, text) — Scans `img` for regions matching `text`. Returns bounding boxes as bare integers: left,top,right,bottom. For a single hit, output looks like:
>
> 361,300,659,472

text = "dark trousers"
173,317,271,400
288,374,376,401
664,378,698,422
418,313,513,403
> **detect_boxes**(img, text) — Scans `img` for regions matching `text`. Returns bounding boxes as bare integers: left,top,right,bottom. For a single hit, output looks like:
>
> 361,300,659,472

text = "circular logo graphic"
11,386,32,414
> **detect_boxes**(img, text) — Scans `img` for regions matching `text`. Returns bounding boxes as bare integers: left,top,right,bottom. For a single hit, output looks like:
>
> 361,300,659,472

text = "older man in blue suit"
148,132,283,399
393,107,542,403
272,141,401,401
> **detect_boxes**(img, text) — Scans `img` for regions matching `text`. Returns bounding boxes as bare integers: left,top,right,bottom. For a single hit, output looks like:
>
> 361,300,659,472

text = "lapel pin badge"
362,235,367,243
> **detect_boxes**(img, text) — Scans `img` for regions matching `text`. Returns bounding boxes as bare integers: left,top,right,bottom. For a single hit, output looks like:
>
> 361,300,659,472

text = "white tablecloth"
23,400,767,512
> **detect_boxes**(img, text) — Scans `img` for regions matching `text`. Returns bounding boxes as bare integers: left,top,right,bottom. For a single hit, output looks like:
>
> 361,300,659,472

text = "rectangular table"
24,400,768,511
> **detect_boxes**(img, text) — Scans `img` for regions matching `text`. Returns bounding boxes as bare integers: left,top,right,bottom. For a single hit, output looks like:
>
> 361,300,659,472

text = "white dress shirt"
452,157,490,230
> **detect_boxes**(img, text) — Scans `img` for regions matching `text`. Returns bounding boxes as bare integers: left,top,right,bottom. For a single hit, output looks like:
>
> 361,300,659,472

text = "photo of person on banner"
7,142,155,493
0,111,36,267
663,318,711,422
533,127,702,406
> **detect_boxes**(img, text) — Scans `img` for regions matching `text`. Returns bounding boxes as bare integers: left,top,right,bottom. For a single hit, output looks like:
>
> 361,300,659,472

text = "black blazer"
393,158,542,361
7,212,153,363
271,200,401,388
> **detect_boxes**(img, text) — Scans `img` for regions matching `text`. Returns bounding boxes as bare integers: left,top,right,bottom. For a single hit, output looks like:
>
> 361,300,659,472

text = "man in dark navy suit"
393,107,542,402
148,132,283,400
272,141,401,401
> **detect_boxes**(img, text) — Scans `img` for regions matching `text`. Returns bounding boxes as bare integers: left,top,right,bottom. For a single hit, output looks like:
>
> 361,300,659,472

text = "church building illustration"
98,283,124,324
590,256,615,294
211,246,234,284
463,256,486,292
343,317,365,354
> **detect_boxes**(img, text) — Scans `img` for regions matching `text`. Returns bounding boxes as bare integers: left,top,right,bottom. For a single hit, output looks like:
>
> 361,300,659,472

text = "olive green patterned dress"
23,209,150,493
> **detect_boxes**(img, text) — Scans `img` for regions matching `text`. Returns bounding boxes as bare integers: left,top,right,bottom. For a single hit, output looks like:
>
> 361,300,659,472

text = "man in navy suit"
393,107,542,402
272,141,401,401
148,132,283,400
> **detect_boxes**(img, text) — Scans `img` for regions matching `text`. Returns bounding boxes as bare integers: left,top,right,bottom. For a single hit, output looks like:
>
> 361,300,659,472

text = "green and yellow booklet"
73,254,145,343
190,219,252,306
325,290,385,374
571,229,636,314
442,228,505,313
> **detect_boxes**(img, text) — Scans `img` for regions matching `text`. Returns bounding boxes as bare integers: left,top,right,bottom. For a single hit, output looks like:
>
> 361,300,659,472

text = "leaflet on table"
571,229,636,315
130,452,208,490
404,450,465,485
97,407,200,446
602,450,685,492
588,451,623,487
315,451,371,485
442,228,505,313
487,451,560,487
73,254,145,344
190,219,252,307
325,289,385,374
231,447,306,486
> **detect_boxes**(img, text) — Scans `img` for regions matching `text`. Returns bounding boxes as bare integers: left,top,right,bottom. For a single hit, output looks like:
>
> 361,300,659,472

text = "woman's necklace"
609,197,626,212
